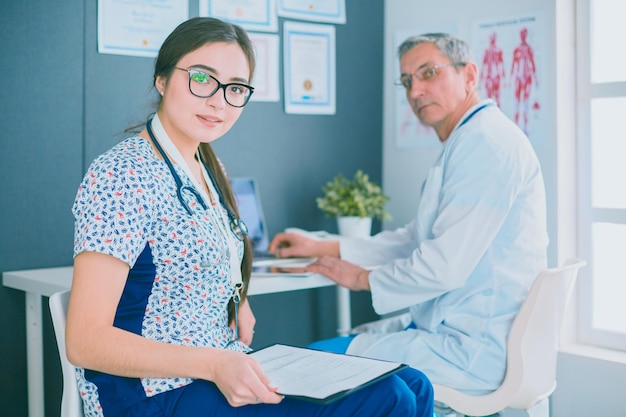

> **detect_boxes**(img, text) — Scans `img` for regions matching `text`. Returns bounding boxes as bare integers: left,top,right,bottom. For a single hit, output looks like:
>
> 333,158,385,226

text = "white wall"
383,0,626,415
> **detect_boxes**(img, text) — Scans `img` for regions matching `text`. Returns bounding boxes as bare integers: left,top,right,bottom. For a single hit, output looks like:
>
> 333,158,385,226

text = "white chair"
433,258,586,417
49,290,85,417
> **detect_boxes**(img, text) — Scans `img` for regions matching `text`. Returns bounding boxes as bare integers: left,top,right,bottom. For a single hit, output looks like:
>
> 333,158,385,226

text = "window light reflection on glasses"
175,67,254,108
395,62,465,90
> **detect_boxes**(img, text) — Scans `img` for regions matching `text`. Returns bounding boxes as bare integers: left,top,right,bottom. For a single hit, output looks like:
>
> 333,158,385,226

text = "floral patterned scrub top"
72,136,246,417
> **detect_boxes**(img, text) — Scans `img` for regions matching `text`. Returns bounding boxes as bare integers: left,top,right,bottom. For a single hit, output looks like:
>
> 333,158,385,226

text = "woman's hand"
210,350,283,406
231,298,256,345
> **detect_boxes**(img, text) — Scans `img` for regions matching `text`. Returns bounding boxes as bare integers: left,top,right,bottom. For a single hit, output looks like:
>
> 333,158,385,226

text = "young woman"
66,17,434,417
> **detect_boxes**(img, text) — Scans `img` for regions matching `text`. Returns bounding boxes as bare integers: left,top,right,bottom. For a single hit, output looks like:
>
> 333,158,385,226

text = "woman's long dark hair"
154,17,256,321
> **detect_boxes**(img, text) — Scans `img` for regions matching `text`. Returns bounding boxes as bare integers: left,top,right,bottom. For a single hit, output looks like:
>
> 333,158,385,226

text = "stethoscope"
146,116,248,342
146,118,248,240
457,101,495,129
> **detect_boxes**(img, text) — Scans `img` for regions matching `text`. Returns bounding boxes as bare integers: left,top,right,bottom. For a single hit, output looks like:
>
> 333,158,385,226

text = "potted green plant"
316,170,391,237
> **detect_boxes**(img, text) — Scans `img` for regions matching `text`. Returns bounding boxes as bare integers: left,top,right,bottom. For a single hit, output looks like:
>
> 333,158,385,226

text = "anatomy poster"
471,12,546,146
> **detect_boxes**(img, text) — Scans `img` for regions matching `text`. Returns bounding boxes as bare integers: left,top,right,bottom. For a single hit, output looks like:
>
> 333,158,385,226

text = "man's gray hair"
397,33,474,64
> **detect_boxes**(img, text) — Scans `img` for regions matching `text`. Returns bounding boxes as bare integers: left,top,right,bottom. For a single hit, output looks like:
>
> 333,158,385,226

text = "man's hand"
269,232,339,259
306,256,371,291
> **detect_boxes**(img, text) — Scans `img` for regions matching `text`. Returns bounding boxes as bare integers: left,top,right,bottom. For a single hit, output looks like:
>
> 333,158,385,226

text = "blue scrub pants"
116,337,434,417
117,372,432,417
307,335,436,417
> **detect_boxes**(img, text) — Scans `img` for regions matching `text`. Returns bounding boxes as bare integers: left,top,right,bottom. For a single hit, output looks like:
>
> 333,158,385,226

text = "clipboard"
249,344,408,404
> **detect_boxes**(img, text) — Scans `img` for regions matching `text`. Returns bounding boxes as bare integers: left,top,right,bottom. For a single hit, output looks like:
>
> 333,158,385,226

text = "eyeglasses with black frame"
175,67,254,108
395,62,466,90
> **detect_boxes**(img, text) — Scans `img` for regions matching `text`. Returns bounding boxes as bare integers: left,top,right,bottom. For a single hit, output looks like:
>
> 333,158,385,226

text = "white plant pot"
337,216,372,238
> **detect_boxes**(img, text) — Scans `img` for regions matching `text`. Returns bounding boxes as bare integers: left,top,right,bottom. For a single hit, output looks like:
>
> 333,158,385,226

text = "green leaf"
316,170,391,220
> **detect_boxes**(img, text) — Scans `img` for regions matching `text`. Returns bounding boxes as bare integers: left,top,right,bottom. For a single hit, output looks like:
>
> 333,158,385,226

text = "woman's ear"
155,76,166,96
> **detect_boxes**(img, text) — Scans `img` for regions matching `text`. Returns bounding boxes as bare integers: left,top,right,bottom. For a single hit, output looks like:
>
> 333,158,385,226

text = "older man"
270,33,548,394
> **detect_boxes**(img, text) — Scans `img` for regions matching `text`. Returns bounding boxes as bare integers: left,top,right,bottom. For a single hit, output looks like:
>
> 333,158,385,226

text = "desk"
3,266,352,417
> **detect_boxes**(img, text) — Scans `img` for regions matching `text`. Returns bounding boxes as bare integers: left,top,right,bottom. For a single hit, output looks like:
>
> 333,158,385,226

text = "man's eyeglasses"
175,67,254,108
395,62,465,90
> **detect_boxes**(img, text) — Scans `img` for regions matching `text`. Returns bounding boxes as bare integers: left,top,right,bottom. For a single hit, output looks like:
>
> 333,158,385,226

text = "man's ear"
464,62,479,93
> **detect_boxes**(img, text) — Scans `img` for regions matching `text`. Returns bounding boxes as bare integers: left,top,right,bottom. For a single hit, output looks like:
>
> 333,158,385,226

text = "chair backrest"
49,290,85,417
433,259,586,416
505,258,586,409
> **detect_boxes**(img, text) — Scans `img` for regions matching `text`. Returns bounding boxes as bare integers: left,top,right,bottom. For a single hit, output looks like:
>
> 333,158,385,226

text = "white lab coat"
341,100,548,393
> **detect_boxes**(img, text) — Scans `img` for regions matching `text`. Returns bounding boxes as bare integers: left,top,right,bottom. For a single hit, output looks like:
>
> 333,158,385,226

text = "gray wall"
0,1,384,416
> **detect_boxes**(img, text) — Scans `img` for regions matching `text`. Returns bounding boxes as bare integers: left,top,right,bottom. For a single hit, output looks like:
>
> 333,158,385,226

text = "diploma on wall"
249,344,407,403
